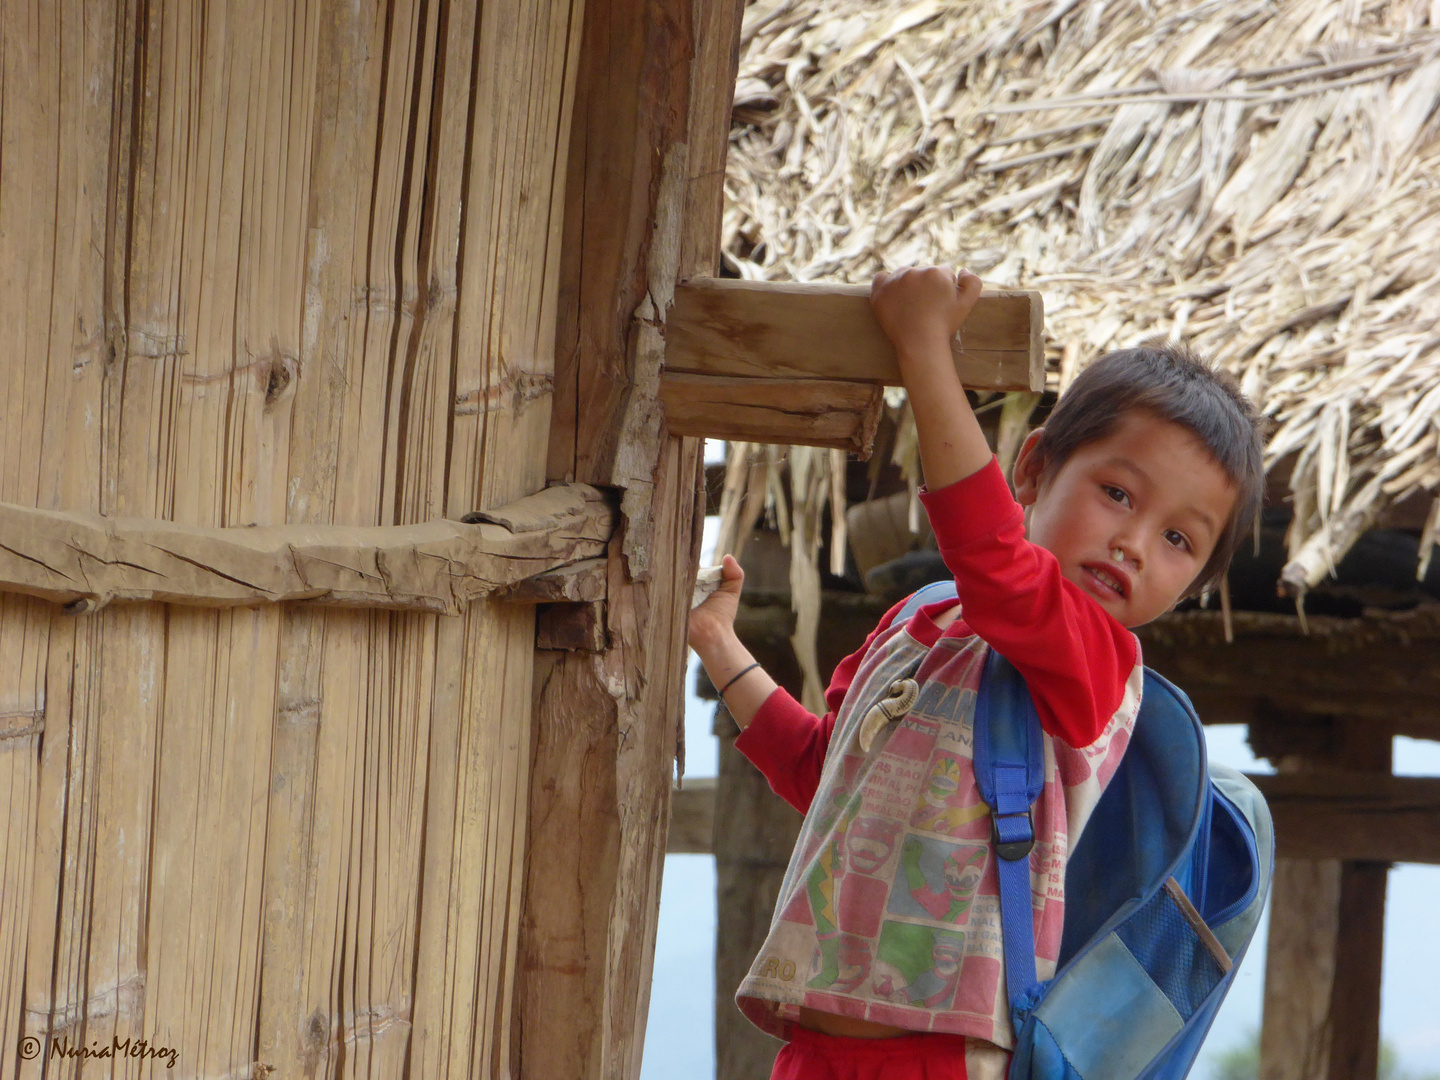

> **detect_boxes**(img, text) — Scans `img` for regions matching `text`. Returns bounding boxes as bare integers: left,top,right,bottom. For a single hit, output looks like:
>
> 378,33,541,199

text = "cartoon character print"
909,753,989,837
845,815,904,875
805,801,857,939
870,923,966,1010
833,934,873,994
806,812,903,990
891,837,988,923
907,937,966,1008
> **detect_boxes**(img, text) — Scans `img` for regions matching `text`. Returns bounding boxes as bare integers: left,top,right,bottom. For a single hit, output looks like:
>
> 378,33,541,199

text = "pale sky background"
641,462,1440,1079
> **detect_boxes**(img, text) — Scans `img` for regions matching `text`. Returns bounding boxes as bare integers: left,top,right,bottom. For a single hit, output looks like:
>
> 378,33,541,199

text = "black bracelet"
718,662,762,696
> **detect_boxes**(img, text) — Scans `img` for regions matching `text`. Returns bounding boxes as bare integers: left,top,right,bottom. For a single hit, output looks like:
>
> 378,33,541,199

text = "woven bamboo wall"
0,1,581,1076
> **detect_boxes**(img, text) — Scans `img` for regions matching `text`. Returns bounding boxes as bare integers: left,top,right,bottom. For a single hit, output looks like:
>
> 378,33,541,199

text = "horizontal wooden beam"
0,484,615,615
667,778,716,854
498,557,608,603
1255,772,1440,865
1139,609,1440,742
666,771,1440,864
1181,687,1440,744
666,277,1044,391
660,372,883,453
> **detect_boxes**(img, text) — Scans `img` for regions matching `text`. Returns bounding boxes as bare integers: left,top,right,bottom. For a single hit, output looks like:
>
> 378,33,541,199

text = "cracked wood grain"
659,372,883,454
0,484,614,614
666,277,1046,391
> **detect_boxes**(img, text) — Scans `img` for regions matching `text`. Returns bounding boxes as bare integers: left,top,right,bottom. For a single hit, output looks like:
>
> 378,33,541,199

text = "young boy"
687,266,1265,1080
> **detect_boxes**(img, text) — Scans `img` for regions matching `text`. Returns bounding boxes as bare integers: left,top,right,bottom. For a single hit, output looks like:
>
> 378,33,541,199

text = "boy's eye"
1164,529,1192,552
1101,484,1130,506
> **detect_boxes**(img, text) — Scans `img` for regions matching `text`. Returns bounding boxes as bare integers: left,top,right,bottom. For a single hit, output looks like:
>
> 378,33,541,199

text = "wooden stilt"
715,715,803,1080
1327,861,1388,1080
1259,858,1344,1080
1258,720,1392,1080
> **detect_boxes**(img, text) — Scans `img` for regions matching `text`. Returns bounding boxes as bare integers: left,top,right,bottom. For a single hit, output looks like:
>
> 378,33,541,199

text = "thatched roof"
720,0,1440,602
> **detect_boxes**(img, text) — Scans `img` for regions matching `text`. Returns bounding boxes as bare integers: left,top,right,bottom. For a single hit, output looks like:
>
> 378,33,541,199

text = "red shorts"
771,1026,970,1080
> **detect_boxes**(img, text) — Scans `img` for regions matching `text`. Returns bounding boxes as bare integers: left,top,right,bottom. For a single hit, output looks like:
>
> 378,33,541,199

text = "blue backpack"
897,582,1274,1080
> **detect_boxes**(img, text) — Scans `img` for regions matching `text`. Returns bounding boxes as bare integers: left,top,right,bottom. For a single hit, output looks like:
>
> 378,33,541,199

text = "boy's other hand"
688,554,744,651
870,266,983,359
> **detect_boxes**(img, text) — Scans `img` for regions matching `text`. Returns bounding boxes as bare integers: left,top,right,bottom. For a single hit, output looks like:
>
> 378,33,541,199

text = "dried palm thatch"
717,0,1440,684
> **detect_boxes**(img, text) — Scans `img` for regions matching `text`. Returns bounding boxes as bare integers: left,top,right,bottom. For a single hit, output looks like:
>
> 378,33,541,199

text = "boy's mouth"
1083,563,1130,600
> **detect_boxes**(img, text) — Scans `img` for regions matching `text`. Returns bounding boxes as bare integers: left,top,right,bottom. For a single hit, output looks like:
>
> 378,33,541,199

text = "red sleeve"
919,459,1137,748
732,597,908,813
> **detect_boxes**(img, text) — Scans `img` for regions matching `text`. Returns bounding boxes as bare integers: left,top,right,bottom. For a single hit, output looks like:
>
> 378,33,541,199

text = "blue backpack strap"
973,649,1047,1029
893,579,958,625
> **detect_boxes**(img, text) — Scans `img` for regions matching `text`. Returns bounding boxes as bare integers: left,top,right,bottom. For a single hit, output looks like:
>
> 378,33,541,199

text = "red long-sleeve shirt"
736,458,1137,815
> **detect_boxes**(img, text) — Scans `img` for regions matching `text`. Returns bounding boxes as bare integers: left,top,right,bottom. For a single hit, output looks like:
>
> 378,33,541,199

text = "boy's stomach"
797,1006,914,1039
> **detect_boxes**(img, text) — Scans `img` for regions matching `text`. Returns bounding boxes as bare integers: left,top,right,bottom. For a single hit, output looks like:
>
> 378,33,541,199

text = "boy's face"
1013,410,1237,629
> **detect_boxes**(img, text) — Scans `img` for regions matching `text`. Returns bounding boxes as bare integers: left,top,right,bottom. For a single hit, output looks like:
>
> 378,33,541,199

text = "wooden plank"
666,277,1045,391
1253,772,1440,863
608,438,705,1080
1183,686,1440,742
0,483,614,613
660,373,883,453
536,601,607,651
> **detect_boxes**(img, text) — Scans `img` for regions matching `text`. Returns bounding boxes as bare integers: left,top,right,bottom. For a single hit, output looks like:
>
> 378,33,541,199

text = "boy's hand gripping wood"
871,266,997,489
661,277,1044,456
687,554,778,732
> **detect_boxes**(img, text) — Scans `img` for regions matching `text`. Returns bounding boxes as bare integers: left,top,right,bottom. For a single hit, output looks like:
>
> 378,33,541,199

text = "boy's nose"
1110,540,1140,570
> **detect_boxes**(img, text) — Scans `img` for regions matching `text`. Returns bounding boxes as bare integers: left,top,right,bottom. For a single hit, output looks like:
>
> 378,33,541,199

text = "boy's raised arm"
870,267,992,489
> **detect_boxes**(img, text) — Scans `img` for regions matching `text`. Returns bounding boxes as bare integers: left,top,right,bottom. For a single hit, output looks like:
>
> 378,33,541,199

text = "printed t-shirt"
732,459,1142,1066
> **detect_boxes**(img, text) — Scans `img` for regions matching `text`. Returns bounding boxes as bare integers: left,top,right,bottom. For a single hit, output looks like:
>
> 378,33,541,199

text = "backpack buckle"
991,809,1035,861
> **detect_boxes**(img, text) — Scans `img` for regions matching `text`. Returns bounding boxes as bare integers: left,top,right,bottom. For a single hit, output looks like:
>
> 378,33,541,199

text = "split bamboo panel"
0,2,581,1079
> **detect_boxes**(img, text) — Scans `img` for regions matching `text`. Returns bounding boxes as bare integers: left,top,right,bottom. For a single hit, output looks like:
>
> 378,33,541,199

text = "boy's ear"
1012,428,1048,506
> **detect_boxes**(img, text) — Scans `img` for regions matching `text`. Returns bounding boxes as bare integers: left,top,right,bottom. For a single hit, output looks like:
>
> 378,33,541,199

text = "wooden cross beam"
667,772,1440,864
0,484,615,615
661,277,1045,455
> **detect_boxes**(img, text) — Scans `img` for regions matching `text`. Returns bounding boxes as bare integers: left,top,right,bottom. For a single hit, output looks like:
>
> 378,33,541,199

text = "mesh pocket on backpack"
1115,886,1225,1019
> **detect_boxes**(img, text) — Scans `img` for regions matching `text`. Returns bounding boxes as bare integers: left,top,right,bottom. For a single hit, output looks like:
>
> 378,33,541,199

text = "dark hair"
1034,340,1266,595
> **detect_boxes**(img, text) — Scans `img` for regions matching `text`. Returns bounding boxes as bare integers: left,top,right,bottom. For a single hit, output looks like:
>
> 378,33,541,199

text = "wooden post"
513,1,747,1077
1258,719,1392,1080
